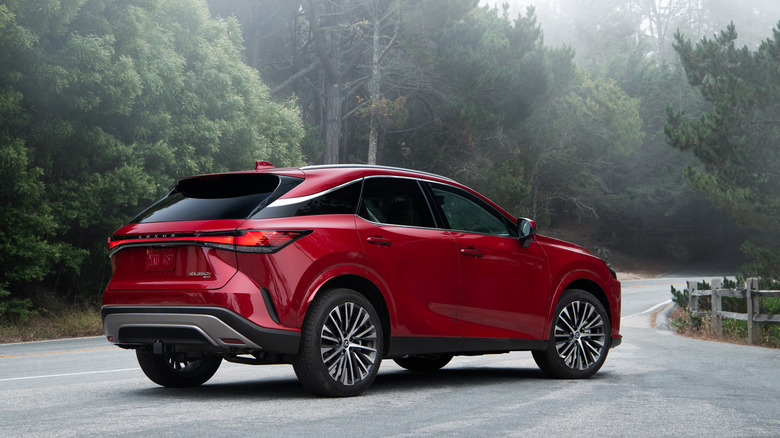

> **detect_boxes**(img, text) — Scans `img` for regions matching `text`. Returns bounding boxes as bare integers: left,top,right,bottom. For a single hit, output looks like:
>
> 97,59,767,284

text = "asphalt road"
2,276,779,437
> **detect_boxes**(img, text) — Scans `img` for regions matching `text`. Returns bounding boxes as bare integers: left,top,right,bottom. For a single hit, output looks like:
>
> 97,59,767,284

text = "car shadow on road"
128,366,550,400
371,366,548,394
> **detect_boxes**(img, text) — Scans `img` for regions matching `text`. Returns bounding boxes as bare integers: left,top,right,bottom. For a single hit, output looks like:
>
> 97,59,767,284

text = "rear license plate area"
146,248,176,271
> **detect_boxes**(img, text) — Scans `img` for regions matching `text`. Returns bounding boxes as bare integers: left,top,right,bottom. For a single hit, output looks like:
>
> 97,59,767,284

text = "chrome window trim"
267,178,364,207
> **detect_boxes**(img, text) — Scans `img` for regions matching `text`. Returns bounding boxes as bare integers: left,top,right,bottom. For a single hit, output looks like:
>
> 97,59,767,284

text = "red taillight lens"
235,230,311,253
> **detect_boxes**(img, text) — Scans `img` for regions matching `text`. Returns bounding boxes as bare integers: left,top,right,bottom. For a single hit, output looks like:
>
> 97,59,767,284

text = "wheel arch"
316,274,392,356
561,278,612,324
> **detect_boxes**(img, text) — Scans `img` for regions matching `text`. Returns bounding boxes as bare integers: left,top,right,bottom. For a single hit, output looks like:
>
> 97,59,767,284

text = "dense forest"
1,0,778,319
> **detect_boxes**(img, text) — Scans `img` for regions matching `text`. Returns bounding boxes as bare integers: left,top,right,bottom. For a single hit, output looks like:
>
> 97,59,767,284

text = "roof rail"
301,164,453,181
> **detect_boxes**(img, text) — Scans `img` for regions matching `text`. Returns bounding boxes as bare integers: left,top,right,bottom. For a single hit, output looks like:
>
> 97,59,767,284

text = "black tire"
533,289,611,379
393,354,453,372
293,288,383,397
136,350,222,388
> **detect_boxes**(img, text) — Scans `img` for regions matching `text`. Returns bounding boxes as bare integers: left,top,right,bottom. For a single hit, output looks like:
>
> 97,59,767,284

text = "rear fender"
296,264,389,328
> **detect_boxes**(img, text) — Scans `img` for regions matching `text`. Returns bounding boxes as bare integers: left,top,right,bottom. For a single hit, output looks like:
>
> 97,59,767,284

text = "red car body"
102,163,621,396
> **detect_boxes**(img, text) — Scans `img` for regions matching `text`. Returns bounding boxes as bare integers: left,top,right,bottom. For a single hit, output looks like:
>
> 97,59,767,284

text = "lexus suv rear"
102,161,621,396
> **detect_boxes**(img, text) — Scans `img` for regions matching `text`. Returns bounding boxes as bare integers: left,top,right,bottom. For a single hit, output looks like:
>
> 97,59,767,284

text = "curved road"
1,276,779,437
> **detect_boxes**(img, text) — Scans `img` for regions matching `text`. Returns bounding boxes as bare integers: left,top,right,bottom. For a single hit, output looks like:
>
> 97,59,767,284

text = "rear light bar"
108,230,312,257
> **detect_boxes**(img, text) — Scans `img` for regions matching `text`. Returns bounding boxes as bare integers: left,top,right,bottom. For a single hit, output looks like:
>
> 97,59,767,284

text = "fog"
481,0,780,65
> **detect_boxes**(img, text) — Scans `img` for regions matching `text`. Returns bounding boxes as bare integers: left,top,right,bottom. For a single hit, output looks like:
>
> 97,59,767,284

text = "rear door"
356,177,462,339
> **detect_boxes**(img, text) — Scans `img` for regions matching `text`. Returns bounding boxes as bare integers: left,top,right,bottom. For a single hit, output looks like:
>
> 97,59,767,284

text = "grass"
668,302,780,349
0,307,103,344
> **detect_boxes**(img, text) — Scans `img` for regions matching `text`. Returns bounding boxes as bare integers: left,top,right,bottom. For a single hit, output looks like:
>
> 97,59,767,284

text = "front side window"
428,183,513,236
358,178,435,228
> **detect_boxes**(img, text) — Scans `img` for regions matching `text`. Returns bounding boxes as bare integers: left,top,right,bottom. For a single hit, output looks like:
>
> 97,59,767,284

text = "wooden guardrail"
688,278,780,344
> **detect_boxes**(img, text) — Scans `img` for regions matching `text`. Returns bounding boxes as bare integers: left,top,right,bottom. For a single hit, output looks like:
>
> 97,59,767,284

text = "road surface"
1,276,779,437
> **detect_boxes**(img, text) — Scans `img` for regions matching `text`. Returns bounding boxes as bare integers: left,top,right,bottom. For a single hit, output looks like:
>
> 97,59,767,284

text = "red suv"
102,162,621,396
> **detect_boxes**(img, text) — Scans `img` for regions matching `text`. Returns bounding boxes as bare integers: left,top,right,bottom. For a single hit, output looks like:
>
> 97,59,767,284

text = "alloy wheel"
554,300,606,370
319,301,379,386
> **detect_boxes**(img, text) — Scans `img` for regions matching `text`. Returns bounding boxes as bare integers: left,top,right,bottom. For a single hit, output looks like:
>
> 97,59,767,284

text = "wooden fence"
688,278,780,344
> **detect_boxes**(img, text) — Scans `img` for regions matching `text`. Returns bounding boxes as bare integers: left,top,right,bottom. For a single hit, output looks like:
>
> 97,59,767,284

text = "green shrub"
671,285,688,309
0,284,36,324
764,297,780,314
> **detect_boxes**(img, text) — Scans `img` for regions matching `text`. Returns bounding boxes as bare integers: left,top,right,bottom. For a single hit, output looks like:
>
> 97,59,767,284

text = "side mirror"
518,218,537,248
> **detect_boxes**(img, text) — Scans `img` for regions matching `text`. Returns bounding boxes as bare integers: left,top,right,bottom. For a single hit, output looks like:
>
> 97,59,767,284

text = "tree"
0,0,304,303
300,0,371,163
667,23,780,276
524,71,643,225
363,0,401,164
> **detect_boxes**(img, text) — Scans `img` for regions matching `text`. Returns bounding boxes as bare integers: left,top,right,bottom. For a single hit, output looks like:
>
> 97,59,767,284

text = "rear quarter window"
253,181,362,219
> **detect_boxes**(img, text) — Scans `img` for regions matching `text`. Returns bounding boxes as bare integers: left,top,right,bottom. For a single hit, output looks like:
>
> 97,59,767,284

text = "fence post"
711,278,722,336
746,277,760,345
688,281,698,313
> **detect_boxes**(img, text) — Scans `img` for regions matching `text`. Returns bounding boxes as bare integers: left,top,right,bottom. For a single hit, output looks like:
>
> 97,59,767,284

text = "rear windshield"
131,174,301,223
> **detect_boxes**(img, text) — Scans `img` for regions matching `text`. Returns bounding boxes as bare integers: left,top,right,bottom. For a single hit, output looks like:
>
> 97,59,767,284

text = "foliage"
765,298,780,316
666,23,780,277
593,47,737,260
670,309,780,349
0,0,304,303
0,284,36,324
522,69,642,225
741,241,780,284
669,277,780,348
211,0,732,262
670,285,689,310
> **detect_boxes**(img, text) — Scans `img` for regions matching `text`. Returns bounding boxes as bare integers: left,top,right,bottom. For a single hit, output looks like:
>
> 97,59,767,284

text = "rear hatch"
106,172,302,291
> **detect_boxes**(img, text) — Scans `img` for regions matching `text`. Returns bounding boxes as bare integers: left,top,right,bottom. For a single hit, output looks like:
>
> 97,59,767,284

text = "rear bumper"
101,306,300,355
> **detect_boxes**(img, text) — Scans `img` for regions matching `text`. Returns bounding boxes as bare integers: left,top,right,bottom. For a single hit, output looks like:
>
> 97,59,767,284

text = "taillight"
108,230,311,256
235,230,312,253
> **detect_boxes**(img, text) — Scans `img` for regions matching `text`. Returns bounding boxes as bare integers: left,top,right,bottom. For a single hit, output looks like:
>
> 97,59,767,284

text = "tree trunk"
324,82,342,164
367,5,382,165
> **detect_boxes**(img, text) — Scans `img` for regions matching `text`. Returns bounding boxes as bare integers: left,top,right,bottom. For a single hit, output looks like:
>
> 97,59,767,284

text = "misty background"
485,0,780,59
1,0,778,316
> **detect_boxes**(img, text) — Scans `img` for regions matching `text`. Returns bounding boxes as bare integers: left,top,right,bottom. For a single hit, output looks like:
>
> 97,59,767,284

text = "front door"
425,182,550,339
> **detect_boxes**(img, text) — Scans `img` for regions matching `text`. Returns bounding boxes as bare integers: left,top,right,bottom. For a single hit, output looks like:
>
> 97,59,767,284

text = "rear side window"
358,177,435,228
131,174,300,223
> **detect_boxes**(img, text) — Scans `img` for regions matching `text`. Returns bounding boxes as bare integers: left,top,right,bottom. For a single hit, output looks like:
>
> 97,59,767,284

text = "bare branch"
270,58,322,95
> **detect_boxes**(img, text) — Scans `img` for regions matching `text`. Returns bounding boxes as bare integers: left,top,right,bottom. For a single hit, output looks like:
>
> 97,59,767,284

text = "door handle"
460,247,483,257
367,236,393,246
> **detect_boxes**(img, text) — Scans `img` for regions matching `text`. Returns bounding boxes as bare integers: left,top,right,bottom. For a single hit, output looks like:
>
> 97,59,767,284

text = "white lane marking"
0,347,116,358
0,336,106,346
621,299,672,320
0,368,138,382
